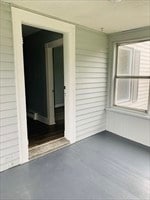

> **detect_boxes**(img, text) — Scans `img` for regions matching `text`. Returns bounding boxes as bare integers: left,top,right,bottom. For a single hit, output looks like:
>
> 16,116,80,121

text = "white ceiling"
3,0,150,33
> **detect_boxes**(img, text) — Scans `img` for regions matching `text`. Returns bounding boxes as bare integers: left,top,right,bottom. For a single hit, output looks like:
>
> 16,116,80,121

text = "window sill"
106,107,150,120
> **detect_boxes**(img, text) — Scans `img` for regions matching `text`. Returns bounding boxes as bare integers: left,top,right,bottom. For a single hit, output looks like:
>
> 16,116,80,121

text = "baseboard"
27,111,55,125
55,103,64,108
27,111,38,120
37,114,50,125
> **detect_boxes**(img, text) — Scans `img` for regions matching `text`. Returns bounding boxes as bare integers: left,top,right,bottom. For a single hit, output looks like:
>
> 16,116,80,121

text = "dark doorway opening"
22,25,66,156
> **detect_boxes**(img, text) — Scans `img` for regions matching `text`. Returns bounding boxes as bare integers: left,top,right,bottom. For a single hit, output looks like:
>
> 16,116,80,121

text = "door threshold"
29,137,70,160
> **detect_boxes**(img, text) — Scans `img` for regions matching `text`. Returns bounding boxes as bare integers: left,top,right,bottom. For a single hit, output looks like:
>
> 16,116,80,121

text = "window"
114,41,150,112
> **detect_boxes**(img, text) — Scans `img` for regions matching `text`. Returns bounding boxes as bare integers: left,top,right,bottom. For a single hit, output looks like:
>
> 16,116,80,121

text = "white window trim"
108,39,150,117
106,107,150,120
114,46,133,104
11,7,76,164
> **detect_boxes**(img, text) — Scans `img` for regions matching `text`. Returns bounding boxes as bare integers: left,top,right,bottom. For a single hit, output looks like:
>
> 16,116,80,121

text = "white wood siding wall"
106,110,150,146
0,3,108,172
0,2,20,172
76,28,108,141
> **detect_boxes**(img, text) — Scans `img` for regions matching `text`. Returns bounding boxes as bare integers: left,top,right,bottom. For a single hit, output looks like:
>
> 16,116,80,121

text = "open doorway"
12,7,75,164
22,25,67,159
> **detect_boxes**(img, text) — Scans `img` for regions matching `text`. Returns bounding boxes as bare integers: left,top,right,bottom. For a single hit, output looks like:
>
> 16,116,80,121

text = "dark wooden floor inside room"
27,106,64,147
27,118,64,147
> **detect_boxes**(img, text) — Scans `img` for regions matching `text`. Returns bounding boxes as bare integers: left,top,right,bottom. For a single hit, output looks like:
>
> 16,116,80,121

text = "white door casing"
11,7,76,164
45,38,63,125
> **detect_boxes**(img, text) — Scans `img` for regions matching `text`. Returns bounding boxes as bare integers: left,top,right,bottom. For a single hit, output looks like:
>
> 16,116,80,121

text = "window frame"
113,40,150,114
115,46,133,103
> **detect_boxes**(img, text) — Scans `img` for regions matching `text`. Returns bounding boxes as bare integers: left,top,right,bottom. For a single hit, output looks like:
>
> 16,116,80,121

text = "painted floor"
0,131,150,200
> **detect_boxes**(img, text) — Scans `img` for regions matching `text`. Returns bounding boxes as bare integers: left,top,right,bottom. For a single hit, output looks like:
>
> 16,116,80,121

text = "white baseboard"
27,111,55,125
27,111,38,120
37,114,50,125
55,103,64,108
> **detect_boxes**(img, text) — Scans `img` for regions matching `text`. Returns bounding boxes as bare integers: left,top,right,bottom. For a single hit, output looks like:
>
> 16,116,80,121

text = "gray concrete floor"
0,131,150,200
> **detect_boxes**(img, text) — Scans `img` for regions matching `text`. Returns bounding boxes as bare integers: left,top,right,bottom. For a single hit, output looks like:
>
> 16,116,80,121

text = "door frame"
11,7,76,164
45,38,63,125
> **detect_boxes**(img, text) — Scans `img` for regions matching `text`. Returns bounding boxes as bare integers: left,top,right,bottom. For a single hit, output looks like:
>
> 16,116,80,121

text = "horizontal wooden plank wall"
0,2,20,172
76,27,108,141
0,3,108,171
106,110,150,146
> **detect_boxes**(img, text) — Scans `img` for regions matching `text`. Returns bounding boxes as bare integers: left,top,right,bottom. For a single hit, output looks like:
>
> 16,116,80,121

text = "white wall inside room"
106,27,150,147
